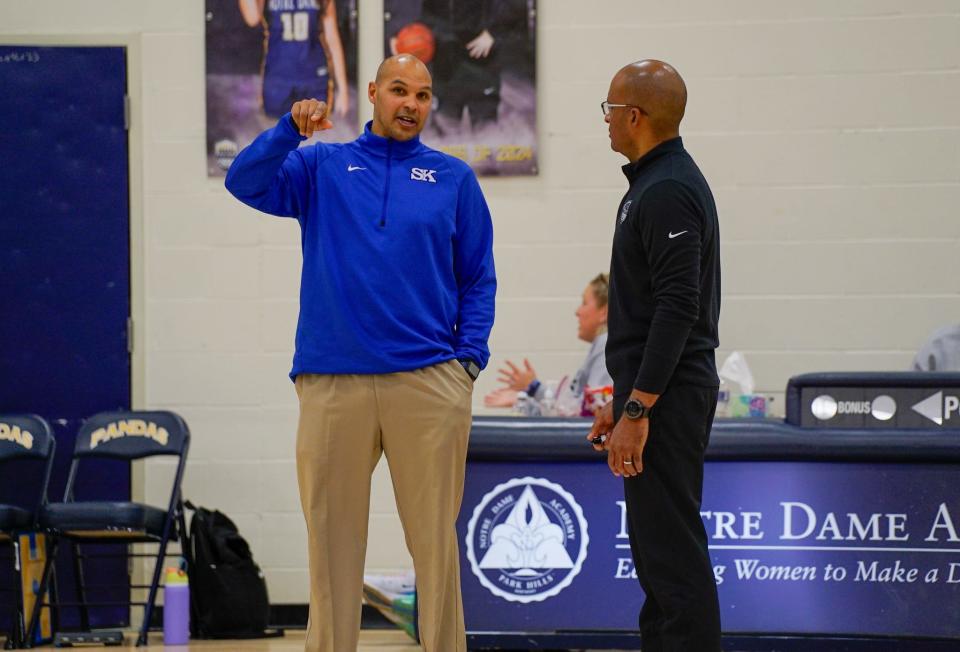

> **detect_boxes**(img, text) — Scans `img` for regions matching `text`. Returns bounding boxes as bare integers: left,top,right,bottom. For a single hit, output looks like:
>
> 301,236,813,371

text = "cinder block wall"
3,0,957,602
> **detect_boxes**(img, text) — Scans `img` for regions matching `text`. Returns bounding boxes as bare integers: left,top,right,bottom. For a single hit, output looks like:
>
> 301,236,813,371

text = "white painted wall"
3,0,958,602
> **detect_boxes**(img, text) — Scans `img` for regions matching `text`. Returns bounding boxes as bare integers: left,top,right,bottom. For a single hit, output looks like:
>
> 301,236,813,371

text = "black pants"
615,384,721,652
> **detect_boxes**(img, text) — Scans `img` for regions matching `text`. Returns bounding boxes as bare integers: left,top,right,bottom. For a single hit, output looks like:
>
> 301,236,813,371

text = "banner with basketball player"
205,0,360,176
384,0,538,176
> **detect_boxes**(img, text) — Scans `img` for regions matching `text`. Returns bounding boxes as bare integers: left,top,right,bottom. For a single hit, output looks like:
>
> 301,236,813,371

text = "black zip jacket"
606,137,721,396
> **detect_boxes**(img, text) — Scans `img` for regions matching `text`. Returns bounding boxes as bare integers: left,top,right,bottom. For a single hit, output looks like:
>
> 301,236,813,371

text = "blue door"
0,45,132,630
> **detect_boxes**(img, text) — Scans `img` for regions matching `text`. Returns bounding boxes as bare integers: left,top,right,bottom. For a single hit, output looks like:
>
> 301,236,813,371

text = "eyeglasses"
601,101,646,117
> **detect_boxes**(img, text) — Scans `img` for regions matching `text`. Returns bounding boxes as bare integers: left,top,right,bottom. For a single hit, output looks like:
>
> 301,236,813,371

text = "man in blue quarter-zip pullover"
225,54,496,652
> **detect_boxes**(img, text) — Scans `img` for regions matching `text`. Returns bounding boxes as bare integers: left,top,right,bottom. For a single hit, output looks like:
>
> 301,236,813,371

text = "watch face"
625,399,643,418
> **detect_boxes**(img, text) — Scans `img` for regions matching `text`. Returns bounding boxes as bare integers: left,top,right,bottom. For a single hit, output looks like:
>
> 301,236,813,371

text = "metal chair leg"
176,507,198,638
5,538,23,650
48,562,60,647
70,543,90,632
3,586,19,649
136,542,169,647
22,539,57,650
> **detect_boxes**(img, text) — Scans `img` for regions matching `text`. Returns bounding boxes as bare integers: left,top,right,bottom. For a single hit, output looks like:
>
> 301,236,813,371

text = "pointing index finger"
310,101,328,121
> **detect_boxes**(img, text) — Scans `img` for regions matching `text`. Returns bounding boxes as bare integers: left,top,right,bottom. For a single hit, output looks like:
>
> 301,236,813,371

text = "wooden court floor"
134,629,419,650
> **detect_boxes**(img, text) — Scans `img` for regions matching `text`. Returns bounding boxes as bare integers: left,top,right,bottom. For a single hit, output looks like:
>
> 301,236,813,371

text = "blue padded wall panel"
0,45,132,630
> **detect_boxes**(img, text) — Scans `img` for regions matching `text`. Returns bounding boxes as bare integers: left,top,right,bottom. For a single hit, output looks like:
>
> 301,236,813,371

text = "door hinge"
123,94,131,130
127,317,134,354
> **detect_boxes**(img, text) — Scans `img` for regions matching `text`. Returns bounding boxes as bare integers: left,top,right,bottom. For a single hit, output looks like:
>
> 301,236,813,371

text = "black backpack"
184,501,277,639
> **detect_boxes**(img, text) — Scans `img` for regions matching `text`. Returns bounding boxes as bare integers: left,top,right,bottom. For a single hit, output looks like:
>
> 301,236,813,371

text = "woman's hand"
484,387,519,408
496,358,537,391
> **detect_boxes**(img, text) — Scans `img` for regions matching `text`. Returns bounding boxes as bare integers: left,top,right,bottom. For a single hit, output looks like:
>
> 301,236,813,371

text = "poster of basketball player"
205,0,359,176
384,0,537,176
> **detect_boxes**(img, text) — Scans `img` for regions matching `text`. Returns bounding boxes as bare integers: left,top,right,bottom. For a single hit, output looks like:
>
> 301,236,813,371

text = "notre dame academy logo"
465,476,589,603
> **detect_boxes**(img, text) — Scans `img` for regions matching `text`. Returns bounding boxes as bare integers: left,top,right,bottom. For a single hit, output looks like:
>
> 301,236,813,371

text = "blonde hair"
589,273,609,308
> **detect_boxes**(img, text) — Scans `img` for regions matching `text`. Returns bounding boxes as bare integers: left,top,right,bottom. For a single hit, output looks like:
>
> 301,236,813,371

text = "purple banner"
458,461,960,638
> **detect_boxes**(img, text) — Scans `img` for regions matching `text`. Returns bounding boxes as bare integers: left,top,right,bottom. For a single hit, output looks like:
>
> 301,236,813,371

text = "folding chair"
0,415,55,650
24,411,190,648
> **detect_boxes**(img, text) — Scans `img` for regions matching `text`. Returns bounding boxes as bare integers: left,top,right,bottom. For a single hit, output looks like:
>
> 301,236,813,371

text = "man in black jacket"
588,59,722,651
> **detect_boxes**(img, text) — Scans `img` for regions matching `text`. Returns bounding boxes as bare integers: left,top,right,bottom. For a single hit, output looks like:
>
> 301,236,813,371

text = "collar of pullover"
621,137,684,183
357,121,424,159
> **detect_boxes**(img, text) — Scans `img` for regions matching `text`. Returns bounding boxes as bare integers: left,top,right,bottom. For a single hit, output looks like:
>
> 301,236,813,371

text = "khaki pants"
295,360,473,652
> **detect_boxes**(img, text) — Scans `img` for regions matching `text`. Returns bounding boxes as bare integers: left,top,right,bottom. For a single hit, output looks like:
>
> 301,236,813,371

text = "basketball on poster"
385,0,538,176
204,0,359,177
395,22,436,63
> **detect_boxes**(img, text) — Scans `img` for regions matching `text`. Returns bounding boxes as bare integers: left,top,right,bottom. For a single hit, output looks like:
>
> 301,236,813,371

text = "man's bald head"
375,54,432,86
612,60,687,138
368,54,434,141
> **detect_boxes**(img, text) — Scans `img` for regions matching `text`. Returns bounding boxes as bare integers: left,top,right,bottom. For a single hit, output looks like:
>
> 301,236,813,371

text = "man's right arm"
224,113,317,219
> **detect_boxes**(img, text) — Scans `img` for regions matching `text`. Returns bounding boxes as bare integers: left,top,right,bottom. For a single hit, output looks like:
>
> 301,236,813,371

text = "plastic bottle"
514,391,531,415
514,391,541,417
163,566,190,645
716,379,731,418
540,385,556,417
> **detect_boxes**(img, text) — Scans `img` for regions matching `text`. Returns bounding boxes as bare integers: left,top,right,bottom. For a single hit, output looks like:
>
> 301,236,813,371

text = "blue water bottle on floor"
163,565,190,645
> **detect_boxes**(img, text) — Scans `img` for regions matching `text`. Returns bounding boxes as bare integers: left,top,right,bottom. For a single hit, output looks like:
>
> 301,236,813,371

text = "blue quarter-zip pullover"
225,116,496,378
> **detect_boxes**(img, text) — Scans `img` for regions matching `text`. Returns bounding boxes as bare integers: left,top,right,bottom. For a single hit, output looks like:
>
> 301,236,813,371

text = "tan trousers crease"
295,360,473,652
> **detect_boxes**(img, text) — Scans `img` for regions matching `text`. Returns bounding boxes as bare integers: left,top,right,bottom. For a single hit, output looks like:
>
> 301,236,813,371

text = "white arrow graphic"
912,391,943,425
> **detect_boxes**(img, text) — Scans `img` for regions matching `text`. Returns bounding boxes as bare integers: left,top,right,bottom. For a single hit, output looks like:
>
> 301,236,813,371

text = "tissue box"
730,394,767,418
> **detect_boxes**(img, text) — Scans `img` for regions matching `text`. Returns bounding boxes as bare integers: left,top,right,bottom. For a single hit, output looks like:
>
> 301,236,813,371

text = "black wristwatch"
624,398,652,420
459,358,480,381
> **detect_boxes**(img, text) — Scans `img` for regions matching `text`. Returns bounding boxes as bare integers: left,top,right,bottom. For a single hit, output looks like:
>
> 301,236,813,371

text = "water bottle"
514,391,530,415
514,391,541,417
716,379,731,418
163,566,190,645
540,384,556,416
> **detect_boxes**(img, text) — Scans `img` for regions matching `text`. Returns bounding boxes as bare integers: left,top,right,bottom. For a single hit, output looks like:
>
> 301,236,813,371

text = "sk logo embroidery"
411,167,437,183
618,200,632,224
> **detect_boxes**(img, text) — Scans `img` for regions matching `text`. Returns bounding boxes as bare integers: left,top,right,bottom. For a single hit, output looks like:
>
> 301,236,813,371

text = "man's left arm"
453,170,497,371
634,180,704,395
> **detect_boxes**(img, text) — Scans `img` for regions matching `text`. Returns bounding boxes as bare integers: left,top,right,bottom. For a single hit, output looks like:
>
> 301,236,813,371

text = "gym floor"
137,630,418,650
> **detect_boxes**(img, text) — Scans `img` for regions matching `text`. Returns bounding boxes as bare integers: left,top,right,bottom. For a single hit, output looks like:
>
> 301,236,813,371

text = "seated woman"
484,273,613,415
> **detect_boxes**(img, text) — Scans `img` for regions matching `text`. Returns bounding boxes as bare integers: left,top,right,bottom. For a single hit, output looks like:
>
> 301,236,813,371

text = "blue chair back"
73,411,189,460
0,414,55,462
0,413,56,524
